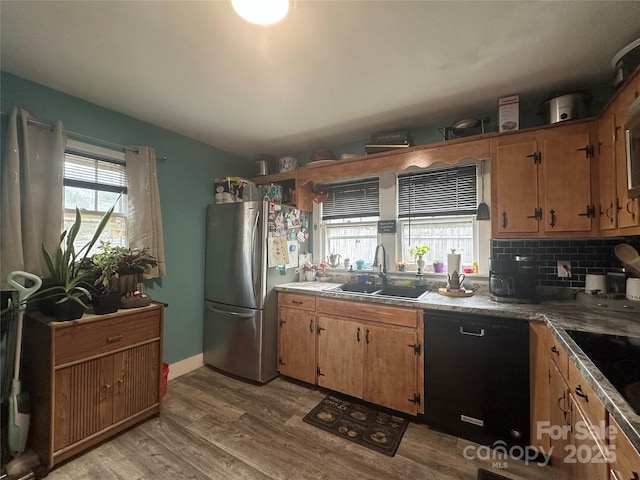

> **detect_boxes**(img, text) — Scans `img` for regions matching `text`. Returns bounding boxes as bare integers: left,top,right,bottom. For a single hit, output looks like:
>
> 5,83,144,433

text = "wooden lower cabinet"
277,293,423,416
23,304,164,469
609,416,640,480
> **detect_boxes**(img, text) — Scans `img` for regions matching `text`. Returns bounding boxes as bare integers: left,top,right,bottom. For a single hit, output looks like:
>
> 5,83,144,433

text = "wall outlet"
557,261,571,278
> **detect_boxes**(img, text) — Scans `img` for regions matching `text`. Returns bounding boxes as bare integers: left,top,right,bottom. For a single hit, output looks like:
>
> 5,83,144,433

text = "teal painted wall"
1,71,253,364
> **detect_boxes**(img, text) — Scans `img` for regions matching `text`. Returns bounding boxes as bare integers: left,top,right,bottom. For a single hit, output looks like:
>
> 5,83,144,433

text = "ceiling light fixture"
231,0,290,25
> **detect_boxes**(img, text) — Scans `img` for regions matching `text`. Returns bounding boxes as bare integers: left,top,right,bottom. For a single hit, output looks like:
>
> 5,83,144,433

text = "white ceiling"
1,1,640,160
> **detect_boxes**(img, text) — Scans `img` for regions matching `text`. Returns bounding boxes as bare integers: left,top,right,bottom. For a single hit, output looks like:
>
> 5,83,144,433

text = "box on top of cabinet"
498,94,520,132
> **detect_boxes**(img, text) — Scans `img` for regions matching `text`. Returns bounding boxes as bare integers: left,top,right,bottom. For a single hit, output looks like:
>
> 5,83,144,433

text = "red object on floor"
161,362,169,397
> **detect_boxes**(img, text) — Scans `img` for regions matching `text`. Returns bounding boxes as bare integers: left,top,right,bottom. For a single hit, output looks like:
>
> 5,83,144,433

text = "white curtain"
0,108,66,287
125,146,166,278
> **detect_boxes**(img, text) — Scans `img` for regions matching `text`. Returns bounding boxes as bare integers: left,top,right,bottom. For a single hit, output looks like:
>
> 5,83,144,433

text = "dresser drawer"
279,293,316,311
54,309,161,365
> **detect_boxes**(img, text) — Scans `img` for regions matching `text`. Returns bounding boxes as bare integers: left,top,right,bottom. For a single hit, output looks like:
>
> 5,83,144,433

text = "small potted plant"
433,260,445,273
409,245,430,271
39,206,115,321
112,247,158,295
89,241,128,314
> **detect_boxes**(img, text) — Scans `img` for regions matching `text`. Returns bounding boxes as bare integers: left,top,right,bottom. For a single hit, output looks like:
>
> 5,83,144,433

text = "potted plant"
89,240,128,314
112,247,158,294
397,260,407,272
433,260,445,273
409,245,430,271
40,206,114,321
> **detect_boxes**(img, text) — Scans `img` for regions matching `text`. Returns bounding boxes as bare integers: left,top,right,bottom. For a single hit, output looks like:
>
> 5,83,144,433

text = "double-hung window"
398,164,477,267
321,178,380,264
63,141,128,252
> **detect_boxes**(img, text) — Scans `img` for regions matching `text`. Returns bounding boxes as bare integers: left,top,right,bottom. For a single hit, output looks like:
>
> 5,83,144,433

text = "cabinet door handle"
575,384,589,402
550,345,559,356
501,211,508,229
549,209,557,227
107,335,123,343
291,300,303,305
627,200,636,219
356,326,361,343
309,319,314,333
365,329,370,344
459,326,484,337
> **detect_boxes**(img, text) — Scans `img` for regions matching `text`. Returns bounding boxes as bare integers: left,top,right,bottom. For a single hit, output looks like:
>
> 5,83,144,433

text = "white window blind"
398,164,477,218
64,151,127,194
322,179,380,220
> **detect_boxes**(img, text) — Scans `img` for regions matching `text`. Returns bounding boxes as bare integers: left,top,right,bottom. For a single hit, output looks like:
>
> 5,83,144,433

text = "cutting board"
438,287,474,297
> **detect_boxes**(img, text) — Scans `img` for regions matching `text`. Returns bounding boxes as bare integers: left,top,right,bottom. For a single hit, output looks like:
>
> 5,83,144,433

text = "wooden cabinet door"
540,131,593,233
570,402,609,480
278,307,317,384
529,322,550,452
548,360,572,479
317,315,363,398
112,342,160,424
609,416,640,480
614,84,640,229
362,324,419,415
54,355,114,451
494,140,540,234
598,109,618,231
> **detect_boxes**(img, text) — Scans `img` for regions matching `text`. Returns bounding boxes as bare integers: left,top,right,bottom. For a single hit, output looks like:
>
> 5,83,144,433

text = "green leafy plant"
90,241,129,294
41,206,115,307
117,247,158,274
409,245,430,259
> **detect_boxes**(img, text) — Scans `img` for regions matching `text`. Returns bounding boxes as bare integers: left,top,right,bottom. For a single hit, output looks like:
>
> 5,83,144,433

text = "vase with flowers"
409,245,430,272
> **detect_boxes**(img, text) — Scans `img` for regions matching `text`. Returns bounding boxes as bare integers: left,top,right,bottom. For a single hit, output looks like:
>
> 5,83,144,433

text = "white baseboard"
167,353,204,380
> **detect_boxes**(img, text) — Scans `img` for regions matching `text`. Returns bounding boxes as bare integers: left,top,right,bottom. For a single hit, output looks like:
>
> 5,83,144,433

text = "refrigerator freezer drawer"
203,300,277,383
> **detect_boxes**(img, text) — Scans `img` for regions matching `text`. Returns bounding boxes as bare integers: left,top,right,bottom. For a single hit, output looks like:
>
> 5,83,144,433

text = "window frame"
63,140,129,249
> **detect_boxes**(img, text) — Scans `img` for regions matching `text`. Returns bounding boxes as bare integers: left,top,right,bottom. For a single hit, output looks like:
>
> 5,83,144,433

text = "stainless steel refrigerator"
203,200,306,383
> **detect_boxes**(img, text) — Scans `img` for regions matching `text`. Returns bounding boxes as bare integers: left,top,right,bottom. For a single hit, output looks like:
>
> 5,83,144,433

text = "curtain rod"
0,111,168,161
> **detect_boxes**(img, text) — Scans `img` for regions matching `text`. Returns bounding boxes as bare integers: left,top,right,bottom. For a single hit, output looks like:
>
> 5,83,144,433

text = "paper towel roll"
447,253,461,275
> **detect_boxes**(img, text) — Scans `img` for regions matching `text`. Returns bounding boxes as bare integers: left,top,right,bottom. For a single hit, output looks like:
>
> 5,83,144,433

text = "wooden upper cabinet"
598,109,618,231
491,121,597,238
493,135,540,234
613,79,640,230
540,129,594,233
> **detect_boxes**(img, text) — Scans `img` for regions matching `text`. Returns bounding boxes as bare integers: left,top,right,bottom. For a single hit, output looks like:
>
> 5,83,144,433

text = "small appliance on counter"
489,256,538,303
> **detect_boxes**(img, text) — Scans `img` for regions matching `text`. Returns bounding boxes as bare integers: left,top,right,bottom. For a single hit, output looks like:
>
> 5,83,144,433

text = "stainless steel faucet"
372,243,388,284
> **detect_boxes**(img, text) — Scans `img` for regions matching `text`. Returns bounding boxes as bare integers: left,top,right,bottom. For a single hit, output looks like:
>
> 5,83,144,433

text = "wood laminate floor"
46,367,554,480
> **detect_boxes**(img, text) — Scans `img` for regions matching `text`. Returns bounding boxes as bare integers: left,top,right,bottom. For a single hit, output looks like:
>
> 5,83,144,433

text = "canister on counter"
607,269,628,296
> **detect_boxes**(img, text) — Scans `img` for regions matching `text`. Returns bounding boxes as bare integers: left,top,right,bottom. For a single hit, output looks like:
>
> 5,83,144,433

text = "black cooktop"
566,330,640,415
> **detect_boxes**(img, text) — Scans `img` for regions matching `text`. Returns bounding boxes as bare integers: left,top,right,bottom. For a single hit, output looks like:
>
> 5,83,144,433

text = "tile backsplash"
491,236,640,288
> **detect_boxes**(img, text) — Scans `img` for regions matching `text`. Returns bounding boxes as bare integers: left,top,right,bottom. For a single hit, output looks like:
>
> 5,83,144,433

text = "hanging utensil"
476,160,490,220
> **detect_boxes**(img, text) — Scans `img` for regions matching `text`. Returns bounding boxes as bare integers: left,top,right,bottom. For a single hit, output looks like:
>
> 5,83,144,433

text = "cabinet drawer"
568,359,606,427
548,335,569,380
279,293,316,311
54,310,161,365
317,298,419,328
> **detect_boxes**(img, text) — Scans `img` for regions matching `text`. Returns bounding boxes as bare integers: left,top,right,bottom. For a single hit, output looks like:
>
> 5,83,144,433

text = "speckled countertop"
276,281,640,453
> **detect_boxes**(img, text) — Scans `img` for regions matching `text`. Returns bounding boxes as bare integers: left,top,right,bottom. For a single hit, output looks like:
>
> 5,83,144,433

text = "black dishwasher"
422,311,530,448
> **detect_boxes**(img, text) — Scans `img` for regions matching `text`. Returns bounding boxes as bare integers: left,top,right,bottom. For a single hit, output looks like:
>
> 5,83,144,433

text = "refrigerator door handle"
251,208,260,298
207,305,255,319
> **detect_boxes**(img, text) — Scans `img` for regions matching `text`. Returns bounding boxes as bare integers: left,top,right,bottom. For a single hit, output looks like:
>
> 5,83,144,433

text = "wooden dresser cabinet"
23,304,164,469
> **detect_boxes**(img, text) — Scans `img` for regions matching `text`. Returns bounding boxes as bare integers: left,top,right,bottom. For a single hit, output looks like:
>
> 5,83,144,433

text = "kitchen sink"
329,283,382,294
374,285,430,299
327,283,429,300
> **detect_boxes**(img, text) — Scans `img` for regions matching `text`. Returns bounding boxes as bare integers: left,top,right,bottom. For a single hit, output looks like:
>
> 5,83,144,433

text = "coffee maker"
489,256,538,303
